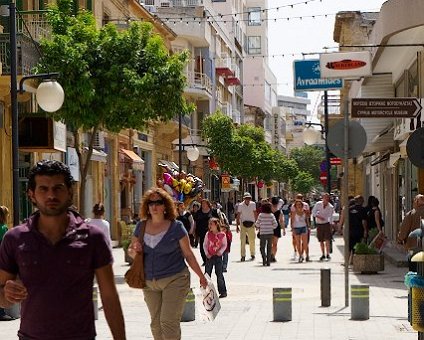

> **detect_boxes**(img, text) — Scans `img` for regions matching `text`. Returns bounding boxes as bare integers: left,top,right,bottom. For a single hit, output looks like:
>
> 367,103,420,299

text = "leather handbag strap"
138,220,146,245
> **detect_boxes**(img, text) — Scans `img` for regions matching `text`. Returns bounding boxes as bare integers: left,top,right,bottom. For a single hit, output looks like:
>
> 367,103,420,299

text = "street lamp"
9,1,64,225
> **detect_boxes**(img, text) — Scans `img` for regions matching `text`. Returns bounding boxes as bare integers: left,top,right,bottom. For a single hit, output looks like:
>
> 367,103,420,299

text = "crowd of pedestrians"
0,159,390,340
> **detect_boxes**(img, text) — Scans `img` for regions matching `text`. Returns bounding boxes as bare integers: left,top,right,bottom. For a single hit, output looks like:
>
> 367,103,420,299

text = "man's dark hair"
27,160,74,191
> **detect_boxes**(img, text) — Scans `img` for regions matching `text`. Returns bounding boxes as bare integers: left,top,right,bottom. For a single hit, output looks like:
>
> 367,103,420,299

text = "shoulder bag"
124,221,146,289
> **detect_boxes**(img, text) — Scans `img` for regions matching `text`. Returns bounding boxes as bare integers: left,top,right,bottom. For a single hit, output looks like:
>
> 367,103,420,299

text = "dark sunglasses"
148,199,165,207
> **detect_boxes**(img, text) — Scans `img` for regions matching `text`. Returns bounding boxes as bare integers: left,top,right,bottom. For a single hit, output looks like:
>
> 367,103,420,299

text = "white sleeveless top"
293,212,307,229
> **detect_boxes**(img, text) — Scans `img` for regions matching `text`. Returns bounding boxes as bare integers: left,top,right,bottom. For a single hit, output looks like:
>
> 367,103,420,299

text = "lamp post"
177,112,200,172
302,121,331,194
9,0,64,225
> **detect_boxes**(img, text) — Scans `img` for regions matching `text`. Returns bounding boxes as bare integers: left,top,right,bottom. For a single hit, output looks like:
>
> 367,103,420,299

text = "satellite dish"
327,121,367,158
407,127,424,168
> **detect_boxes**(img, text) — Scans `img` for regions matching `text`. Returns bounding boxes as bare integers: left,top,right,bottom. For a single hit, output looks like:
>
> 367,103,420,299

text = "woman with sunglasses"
129,187,207,340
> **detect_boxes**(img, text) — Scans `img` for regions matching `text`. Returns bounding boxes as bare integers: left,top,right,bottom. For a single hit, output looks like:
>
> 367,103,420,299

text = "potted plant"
121,239,133,265
352,241,384,274
120,222,136,264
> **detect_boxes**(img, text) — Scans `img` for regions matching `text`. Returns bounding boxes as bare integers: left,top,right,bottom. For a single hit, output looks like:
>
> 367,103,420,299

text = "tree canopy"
202,112,299,182
36,0,192,211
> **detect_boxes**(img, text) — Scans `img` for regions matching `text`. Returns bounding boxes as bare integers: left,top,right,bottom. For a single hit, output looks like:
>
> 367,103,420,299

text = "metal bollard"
320,268,331,307
93,285,98,320
351,285,369,320
181,288,195,322
273,288,292,321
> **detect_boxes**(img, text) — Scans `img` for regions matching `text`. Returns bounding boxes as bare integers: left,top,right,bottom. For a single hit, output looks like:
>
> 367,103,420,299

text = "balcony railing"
0,11,50,75
186,71,212,94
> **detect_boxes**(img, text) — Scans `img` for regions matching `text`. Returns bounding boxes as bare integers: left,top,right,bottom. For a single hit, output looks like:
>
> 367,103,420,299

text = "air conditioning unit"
160,1,171,7
93,131,105,150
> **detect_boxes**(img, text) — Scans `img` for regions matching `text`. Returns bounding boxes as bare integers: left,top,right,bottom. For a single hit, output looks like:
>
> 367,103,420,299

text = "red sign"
319,172,327,187
330,157,342,165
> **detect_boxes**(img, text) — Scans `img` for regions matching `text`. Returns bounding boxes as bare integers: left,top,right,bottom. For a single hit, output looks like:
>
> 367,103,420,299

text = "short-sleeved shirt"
134,220,188,280
0,211,112,340
238,201,257,223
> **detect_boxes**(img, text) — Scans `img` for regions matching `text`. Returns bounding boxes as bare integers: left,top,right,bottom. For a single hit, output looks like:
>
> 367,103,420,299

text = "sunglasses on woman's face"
148,199,165,207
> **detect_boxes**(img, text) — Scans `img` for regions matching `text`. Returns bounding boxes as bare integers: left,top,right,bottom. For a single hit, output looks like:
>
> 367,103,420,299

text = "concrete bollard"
181,288,195,322
351,285,369,320
320,268,331,307
273,288,292,321
93,285,98,320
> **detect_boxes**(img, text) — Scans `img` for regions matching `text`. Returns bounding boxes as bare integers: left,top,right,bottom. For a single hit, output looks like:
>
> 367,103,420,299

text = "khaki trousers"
240,224,256,257
143,267,190,340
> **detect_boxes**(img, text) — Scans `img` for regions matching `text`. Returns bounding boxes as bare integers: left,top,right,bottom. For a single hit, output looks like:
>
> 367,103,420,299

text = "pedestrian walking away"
236,192,258,262
256,201,278,266
311,193,334,261
203,218,227,298
0,160,126,339
129,187,207,340
271,197,286,262
86,202,112,247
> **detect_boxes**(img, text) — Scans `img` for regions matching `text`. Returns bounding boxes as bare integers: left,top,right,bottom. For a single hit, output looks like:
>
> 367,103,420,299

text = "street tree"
35,0,192,211
291,171,315,194
289,145,324,183
202,112,299,183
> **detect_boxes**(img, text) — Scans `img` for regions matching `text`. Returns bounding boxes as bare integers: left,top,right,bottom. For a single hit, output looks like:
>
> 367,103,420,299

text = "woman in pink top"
203,218,227,298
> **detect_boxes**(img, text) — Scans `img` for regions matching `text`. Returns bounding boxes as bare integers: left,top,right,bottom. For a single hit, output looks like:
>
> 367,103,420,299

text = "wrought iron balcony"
0,10,50,75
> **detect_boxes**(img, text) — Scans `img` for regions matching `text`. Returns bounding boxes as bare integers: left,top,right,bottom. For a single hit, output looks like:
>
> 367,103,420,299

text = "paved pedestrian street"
1,227,417,339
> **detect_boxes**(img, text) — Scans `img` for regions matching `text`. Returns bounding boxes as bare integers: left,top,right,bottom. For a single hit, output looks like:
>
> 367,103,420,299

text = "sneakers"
298,256,304,263
326,254,331,260
306,256,311,262
319,255,326,261
271,255,277,263
241,256,245,262
219,293,227,298
251,255,255,260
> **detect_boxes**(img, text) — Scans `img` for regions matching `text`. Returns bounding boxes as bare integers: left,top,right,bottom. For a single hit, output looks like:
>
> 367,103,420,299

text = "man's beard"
34,198,73,216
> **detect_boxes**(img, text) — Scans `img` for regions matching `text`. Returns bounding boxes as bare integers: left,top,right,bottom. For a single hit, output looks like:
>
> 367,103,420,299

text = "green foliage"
291,171,315,194
289,145,324,182
36,0,192,132
202,112,299,182
35,0,192,211
354,242,378,255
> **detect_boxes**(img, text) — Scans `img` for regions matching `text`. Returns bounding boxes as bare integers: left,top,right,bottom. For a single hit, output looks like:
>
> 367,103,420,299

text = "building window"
248,36,261,55
248,7,261,26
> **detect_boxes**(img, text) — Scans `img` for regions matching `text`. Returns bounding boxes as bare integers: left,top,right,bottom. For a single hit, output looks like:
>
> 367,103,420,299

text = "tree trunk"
74,125,99,216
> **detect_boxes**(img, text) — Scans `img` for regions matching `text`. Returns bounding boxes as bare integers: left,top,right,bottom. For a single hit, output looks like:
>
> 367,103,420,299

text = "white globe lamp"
303,126,320,145
36,80,65,112
186,146,200,161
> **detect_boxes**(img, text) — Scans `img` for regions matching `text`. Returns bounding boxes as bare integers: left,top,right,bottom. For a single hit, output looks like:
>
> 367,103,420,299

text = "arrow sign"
351,97,422,118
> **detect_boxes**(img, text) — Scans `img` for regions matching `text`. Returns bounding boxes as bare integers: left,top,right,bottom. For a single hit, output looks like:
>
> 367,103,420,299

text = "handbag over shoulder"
125,220,146,289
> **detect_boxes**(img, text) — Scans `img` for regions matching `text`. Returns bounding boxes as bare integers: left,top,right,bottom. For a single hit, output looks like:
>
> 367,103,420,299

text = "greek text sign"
293,59,343,91
351,98,421,118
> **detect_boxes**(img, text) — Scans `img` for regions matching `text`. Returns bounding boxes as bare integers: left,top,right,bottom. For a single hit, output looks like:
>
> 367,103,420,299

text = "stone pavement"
1,226,417,339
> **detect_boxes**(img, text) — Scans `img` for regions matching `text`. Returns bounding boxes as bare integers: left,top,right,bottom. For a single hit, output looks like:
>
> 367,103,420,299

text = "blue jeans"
222,251,229,271
283,213,289,227
205,255,227,295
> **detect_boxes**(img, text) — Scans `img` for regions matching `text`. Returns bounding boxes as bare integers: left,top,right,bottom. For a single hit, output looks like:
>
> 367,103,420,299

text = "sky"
267,0,388,114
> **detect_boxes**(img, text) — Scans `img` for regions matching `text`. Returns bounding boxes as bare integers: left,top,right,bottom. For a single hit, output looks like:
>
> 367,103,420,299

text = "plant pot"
352,254,384,274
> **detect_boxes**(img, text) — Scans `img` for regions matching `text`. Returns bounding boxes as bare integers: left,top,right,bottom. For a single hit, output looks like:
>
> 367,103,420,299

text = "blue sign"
293,59,343,91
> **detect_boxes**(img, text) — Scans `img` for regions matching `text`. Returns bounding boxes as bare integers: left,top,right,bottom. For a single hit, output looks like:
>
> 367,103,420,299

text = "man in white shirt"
311,193,334,261
236,192,258,262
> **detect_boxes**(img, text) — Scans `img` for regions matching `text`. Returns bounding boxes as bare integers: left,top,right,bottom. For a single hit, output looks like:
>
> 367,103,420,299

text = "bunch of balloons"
158,163,204,204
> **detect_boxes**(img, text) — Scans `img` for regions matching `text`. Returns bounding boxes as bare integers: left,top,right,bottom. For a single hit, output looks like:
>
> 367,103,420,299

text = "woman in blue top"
129,187,207,340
